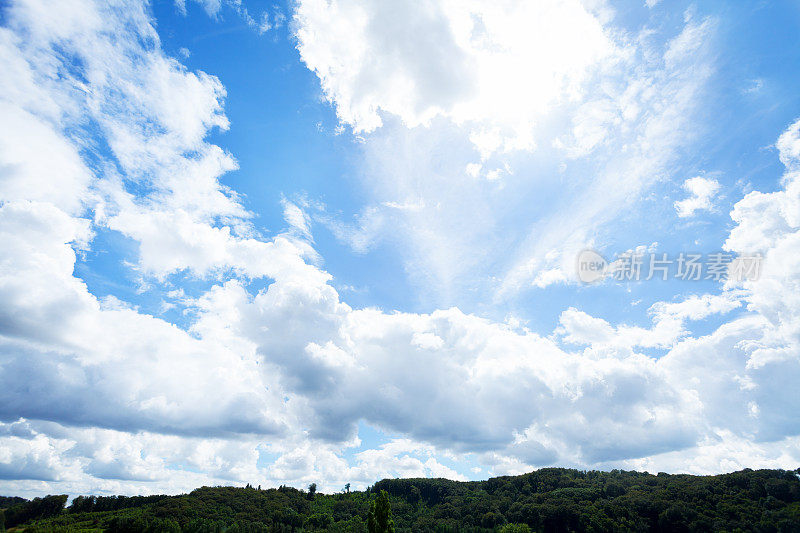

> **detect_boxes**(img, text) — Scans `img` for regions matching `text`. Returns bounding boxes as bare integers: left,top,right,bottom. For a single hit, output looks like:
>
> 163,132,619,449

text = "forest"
1,468,799,532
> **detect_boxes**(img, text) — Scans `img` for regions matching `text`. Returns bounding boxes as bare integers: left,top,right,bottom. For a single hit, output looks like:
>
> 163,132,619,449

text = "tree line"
2,468,799,532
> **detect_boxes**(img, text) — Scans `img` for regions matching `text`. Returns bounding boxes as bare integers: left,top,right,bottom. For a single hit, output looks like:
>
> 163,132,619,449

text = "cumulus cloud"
186,275,708,466
0,200,289,438
295,0,617,157
557,292,743,350
675,176,722,218
0,0,293,470
0,0,359,495
722,119,800,371
776,119,800,168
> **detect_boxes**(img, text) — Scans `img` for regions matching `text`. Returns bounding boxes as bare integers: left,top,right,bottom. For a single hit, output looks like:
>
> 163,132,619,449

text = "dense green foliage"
0,498,26,510
4,468,800,532
367,490,394,533
3,495,68,529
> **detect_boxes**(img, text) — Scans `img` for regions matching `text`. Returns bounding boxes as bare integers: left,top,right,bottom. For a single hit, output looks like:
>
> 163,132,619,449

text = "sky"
0,0,799,498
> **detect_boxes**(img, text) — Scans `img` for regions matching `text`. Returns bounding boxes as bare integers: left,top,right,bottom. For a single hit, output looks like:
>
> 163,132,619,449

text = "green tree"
368,490,394,533
305,512,333,530
499,524,531,533
409,485,421,506
308,483,317,500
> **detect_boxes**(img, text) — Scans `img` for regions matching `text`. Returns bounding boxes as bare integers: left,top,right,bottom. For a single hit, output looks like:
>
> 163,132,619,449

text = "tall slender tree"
368,490,394,533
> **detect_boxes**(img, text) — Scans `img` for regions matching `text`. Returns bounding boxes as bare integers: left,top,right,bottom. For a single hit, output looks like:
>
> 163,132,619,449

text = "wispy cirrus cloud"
295,2,719,301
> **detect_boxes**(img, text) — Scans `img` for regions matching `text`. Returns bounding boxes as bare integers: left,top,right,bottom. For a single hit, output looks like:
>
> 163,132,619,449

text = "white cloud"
300,7,719,300
499,15,718,293
776,118,800,169
609,430,800,475
282,199,313,240
0,103,91,214
181,0,223,17
0,201,288,438
675,176,721,218
188,275,708,464
295,0,618,157
722,119,800,371
0,0,297,453
557,293,742,351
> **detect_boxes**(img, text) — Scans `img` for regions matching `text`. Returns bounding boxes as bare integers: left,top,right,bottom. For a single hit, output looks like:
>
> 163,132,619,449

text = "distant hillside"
3,468,800,532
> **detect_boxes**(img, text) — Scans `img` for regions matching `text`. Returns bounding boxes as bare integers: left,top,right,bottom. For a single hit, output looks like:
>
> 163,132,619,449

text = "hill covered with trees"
2,468,799,532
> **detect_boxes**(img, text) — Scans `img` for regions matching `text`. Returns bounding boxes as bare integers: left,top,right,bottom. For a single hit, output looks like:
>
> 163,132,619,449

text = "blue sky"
1,0,800,497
